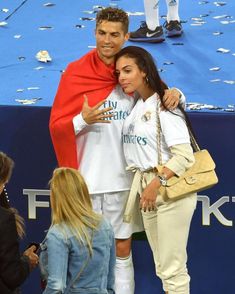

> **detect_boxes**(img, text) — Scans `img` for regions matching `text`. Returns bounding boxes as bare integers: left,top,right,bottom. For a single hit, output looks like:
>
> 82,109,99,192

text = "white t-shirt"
73,85,135,194
122,93,190,171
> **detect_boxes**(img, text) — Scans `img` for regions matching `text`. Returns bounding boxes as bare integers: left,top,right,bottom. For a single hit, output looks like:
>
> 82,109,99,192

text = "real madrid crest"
141,111,152,122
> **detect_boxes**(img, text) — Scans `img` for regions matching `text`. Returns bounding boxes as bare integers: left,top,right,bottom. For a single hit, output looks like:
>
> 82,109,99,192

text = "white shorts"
91,191,143,239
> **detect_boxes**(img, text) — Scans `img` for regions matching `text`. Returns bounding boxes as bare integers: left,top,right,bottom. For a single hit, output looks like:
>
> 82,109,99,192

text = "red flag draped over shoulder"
49,49,117,169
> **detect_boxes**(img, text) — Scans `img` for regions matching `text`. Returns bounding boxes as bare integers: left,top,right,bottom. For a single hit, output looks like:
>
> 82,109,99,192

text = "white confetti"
43,3,55,7
221,20,235,24
191,23,203,26
210,79,221,82
223,80,235,84
213,15,228,19
0,21,7,27
127,12,145,16
80,17,95,21
209,67,220,71
198,1,209,4
93,5,104,10
83,10,94,14
1,8,9,13
27,87,40,90
38,26,53,30
34,66,44,70
217,48,230,53
213,2,227,6
191,17,203,21
213,31,223,35
15,98,42,105
75,24,85,29
224,108,235,112
195,21,207,24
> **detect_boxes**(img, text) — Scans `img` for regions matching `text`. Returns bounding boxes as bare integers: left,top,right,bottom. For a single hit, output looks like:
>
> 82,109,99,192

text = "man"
49,7,182,294
129,0,182,43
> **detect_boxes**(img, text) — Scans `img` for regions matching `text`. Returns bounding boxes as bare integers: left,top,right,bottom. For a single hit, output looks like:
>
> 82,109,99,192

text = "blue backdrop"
0,0,235,293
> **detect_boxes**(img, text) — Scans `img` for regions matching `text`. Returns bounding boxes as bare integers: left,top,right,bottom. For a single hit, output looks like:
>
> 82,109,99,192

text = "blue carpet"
0,0,234,112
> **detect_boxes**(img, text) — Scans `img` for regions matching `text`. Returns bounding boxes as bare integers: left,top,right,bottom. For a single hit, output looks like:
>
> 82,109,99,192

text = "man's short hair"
96,7,129,34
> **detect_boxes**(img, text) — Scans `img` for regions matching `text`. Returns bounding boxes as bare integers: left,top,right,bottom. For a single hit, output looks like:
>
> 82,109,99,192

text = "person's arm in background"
0,210,38,291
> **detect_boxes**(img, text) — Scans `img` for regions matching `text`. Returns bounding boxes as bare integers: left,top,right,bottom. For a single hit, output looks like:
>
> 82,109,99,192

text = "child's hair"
49,167,102,255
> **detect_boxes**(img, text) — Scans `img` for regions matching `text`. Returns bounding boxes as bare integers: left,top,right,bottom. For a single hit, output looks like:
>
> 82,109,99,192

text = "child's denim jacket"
39,218,115,294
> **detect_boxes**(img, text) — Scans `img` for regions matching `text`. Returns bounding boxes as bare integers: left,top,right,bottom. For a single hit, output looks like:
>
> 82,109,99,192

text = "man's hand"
162,88,181,110
82,95,113,124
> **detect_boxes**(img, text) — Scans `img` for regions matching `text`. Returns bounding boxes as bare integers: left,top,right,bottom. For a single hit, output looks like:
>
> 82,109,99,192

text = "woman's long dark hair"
115,46,197,149
0,151,25,238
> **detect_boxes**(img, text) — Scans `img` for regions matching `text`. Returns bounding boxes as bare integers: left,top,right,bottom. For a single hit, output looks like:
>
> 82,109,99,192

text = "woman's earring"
145,76,149,83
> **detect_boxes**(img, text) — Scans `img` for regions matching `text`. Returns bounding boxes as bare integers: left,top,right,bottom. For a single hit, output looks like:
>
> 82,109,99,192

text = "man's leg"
103,191,138,294
91,192,141,294
129,0,164,43
144,0,160,30
115,237,134,294
164,0,183,37
103,191,143,294
166,0,180,22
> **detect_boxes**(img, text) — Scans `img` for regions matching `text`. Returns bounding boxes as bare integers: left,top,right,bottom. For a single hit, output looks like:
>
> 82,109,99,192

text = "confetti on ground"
209,67,221,71
15,98,42,104
217,48,230,53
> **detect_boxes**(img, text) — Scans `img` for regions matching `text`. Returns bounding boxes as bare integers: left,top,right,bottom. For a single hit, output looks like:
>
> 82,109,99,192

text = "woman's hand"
81,95,113,124
140,177,161,212
23,246,39,270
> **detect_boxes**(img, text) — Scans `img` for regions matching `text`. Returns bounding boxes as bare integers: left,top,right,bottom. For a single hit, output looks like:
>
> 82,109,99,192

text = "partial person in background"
129,0,182,43
0,151,39,294
39,167,115,294
115,46,197,294
49,7,183,294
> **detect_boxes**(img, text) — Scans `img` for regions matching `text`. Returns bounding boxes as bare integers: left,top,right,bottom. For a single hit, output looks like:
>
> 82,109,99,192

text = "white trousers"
142,193,197,294
124,168,197,294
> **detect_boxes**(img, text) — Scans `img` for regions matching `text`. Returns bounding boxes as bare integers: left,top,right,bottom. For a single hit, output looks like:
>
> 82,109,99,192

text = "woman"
0,151,39,294
39,167,116,294
115,46,197,294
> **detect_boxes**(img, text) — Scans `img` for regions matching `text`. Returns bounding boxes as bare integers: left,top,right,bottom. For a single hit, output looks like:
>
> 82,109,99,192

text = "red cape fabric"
49,49,117,168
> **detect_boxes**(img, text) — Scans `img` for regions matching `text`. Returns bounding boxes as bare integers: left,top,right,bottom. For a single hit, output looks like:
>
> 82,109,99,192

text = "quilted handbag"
156,108,218,201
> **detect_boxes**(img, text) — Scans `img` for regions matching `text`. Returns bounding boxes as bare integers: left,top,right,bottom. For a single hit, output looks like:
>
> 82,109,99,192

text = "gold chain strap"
156,105,163,166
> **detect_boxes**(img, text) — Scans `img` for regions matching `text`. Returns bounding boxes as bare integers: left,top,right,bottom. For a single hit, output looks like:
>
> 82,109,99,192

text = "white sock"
115,254,135,294
166,0,180,22
144,0,160,30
